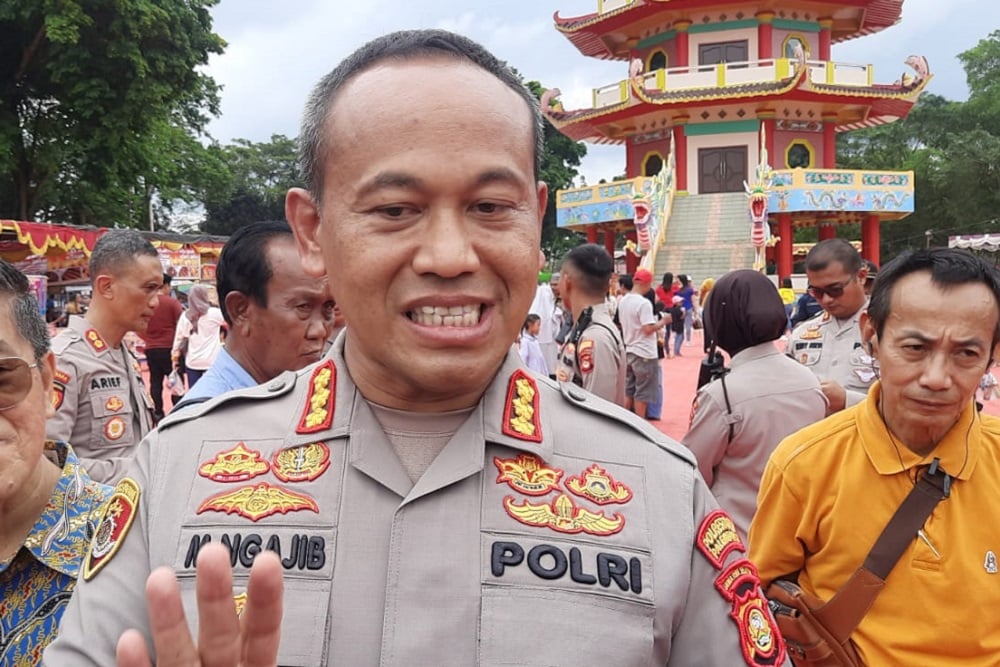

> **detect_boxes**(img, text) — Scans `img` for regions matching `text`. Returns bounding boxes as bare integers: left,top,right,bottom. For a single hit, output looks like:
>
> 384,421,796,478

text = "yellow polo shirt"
749,382,1000,665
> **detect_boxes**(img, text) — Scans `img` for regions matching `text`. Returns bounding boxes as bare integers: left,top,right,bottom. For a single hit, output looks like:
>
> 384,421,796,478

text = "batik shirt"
0,442,110,666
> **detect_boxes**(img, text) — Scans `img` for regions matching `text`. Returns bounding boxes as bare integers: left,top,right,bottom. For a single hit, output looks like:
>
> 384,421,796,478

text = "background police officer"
555,244,625,406
46,230,161,483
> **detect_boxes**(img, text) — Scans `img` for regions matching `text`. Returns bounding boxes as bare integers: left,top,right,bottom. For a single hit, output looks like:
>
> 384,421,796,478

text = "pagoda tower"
544,0,930,279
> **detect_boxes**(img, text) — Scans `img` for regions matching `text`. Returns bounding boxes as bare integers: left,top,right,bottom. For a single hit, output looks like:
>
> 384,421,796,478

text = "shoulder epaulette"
50,328,80,355
158,371,298,431
556,382,696,467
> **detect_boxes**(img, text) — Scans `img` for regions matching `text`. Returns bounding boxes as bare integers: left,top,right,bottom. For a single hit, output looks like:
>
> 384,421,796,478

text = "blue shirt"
176,347,257,408
0,442,110,665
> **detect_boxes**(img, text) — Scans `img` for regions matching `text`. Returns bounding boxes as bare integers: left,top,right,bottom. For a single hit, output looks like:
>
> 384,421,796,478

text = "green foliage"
835,31,1000,260
0,0,225,227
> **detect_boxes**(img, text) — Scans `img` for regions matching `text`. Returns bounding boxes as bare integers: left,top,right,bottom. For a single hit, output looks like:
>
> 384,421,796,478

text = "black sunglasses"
0,357,40,411
807,275,857,300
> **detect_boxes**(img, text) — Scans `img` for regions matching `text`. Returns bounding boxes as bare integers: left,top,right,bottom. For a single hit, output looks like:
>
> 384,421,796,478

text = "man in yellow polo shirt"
750,247,1000,665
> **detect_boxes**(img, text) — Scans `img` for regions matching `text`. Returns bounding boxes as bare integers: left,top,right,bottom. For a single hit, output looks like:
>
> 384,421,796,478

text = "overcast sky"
205,0,990,183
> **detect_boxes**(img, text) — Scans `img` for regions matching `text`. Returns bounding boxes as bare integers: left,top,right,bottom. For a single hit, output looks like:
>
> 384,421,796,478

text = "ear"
286,187,327,278
860,310,877,355
40,351,56,420
857,266,868,285
225,291,252,332
93,274,115,299
536,181,549,228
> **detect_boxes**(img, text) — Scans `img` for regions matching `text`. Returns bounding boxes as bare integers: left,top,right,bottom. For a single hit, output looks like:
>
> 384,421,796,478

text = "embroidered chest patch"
493,453,562,496
272,443,331,483
197,482,318,522
198,442,270,483
504,493,624,537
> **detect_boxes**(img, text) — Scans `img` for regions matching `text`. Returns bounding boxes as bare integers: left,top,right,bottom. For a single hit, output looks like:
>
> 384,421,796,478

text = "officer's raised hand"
116,544,283,667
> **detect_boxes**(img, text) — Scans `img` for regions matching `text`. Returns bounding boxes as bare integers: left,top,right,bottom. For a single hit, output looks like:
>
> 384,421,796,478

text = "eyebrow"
356,167,527,200
898,329,987,349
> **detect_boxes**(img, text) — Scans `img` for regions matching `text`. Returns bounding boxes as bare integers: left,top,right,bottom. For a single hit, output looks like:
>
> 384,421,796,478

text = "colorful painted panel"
556,179,642,228
767,169,914,215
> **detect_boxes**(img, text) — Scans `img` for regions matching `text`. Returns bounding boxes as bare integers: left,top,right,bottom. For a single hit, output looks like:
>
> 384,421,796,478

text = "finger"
144,566,200,666
240,550,284,667
116,629,153,667
195,543,243,667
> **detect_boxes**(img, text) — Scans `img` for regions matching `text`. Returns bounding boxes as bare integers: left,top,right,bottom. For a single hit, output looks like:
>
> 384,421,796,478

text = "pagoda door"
698,146,747,193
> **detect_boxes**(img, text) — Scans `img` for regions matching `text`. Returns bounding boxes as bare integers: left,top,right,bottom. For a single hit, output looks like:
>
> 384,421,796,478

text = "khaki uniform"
682,343,827,540
46,315,154,483
787,306,875,410
557,305,626,406
46,341,789,667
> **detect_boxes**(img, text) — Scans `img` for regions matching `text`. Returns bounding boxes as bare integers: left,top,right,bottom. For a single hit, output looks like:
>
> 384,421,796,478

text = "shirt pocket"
89,392,134,448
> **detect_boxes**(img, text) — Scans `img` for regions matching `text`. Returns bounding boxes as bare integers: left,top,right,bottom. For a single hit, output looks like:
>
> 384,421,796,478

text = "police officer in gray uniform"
555,244,626,406
47,31,788,667
46,230,161,484
788,239,876,414
683,270,827,540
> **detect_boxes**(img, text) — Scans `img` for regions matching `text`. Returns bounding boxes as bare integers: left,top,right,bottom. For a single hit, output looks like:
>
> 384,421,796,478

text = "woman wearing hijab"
171,285,225,389
681,270,827,539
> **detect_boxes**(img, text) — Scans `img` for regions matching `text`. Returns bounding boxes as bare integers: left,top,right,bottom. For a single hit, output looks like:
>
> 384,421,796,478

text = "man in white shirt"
617,268,669,418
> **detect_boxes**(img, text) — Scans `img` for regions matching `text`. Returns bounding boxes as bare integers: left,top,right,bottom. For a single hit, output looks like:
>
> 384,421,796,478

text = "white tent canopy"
949,234,1000,252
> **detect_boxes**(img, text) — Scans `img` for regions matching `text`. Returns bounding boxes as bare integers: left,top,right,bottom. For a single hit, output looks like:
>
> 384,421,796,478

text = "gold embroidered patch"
54,369,71,384
799,326,821,340
83,477,141,581
504,493,624,536
105,395,124,412
696,510,746,569
233,591,248,618
197,482,318,522
198,442,270,483
296,361,336,434
493,453,562,496
502,369,542,442
85,328,107,352
103,416,126,441
272,442,331,483
565,464,633,505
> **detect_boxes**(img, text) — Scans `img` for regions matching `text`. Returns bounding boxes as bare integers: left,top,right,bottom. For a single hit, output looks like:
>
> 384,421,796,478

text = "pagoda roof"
554,0,904,60
543,55,930,142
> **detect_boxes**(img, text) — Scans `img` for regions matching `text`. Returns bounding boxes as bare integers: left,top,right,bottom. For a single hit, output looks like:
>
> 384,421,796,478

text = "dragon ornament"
744,127,773,273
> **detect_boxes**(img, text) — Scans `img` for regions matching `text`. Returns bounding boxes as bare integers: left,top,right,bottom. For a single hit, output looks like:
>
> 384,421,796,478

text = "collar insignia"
296,361,336,434
696,510,746,569
493,453,563,496
272,442,331,483
85,328,107,352
198,442,270,483
502,369,542,442
54,369,71,384
503,493,624,536
565,464,633,505
197,482,318,522
83,477,140,581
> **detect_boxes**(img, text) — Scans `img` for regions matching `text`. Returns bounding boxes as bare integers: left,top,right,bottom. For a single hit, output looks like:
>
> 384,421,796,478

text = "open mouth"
750,196,766,220
407,304,484,328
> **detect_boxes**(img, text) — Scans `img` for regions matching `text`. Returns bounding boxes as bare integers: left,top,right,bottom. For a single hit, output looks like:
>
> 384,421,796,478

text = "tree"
0,0,225,226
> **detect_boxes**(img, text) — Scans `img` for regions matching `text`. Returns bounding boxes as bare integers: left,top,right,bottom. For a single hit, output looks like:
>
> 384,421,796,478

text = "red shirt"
654,284,674,306
141,294,183,349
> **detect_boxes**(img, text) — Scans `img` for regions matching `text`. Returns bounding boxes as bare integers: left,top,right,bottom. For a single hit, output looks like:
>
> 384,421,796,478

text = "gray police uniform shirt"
557,306,626,406
682,342,827,540
787,305,876,410
46,340,789,667
46,315,153,484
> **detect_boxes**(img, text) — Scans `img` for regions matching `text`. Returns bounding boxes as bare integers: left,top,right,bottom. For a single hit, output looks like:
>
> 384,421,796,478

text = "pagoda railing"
591,58,873,108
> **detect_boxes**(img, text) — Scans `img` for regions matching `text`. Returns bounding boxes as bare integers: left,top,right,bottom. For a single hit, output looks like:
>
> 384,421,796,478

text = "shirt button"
267,380,285,392
568,387,587,402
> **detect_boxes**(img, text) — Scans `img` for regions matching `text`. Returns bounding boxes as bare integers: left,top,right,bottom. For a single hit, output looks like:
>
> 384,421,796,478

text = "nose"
149,293,160,310
305,313,328,340
918,352,953,392
411,208,481,278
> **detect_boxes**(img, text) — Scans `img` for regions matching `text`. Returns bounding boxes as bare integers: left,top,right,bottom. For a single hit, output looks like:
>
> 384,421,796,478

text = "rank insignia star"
504,493,624,536
565,464,633,505
198,442,270,483
715,559,786,666
83,477,140,581
502,369,542,443
197,482,318,522
493,453,563,496
296,361,336,434
85,328,107,352
105,395,124,412
273,442,331,483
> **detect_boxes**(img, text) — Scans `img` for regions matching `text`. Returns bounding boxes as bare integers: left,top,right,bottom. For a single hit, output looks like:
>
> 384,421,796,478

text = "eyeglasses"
807,278,855,300
0,357,39,411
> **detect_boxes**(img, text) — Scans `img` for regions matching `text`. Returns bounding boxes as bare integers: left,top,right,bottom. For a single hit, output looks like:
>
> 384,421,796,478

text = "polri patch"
103,416,126,441
199,442,270,483
715,558,786,666
565,464,633,505
493,453,562,496
83,477,141,581
85,328,108,352
296,361,335,434
272,442,331,483
578,339,594,374
197,482,318,522
502,369,542,442
696,509,746,569
52,383,65,410
504,493,624,536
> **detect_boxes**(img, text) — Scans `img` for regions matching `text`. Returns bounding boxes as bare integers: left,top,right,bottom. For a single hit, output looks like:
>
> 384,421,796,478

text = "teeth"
409,304,481,327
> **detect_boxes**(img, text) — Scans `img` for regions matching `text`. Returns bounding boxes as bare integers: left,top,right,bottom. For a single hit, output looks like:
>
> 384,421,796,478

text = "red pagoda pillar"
586,226,598,244
777,213,793,280
818,222,836,241
823,114,837,169
818,18,833,61
604,227,616,258
673,118,688,192
756,12,774,59
674,21,691,68
862,214,881,266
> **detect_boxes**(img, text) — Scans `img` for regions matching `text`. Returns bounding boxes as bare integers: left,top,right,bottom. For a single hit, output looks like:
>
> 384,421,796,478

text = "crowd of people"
0,27,998,667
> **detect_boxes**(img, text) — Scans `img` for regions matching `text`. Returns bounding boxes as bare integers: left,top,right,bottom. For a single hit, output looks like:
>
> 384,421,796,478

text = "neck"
570,296,603,321
880,398,957,457
0,457,61,559
83,306,126,347
225,337,269,384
